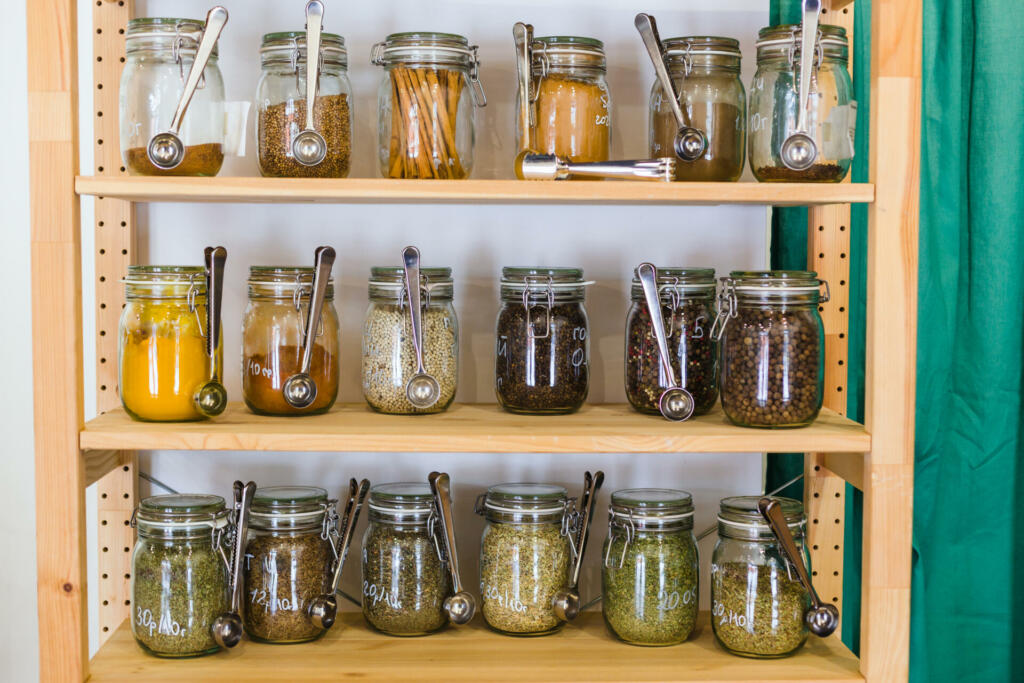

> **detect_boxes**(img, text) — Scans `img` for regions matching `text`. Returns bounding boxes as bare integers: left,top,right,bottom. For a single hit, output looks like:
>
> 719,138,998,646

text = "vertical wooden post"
27,0,87,679
862,0,921,680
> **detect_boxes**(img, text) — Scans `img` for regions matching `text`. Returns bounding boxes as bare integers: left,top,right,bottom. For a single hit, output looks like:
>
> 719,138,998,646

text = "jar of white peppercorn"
476,483,574,636
361,266,458,414
713,271,828,428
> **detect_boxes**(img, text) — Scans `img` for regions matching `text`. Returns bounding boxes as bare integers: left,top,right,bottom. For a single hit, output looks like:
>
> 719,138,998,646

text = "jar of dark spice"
625,267,717,415
714,271,827,428
649,37,745,181
120,17,226,176
495,268,591,414
748,25,855,182
602,489,698,646
242,266,340,416
360,482,452,635
476,483,573,636
256,31,352,178
711,496,811,657
131,494,231,657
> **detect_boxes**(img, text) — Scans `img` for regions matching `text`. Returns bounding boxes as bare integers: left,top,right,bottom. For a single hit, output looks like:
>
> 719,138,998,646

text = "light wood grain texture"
97,455,136,647
823,453,864,491
80,403,871,454
89,613,863,682
74,176,877,206
84,449,121,488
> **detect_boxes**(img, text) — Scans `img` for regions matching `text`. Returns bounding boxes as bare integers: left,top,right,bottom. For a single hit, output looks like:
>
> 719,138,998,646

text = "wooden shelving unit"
27,0,920,680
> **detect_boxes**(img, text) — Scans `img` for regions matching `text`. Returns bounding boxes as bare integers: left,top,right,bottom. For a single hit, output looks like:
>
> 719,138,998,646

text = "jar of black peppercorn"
625,267,718,416
495,267,592,414
714,271,828,428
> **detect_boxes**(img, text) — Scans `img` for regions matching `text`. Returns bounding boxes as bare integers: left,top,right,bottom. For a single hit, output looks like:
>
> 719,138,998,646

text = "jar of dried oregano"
714,271,828,428
711,496,811,657
131,494,231,657
360,482,452,636
242,486,336,644
256,31,352,178
477,483,573,636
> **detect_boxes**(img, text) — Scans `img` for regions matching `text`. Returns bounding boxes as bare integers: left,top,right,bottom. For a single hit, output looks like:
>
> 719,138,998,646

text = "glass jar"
495,268,591,414
131,494,231,657
119,18,226,176
361,482,451,636
715,271,828,428
119,266,222,422
242,267,340,416
256,32,353,178
748,25,855,182
361,267,458,414
650,37,745,181
517,36,610,163
602,489,698,646
625,267,718,416
477,483,573,636
372,32,487,179
242,486,336,643
711,496,811,658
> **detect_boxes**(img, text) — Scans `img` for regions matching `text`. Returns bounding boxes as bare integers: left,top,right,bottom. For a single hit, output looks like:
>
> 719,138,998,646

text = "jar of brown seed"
714,271,828,428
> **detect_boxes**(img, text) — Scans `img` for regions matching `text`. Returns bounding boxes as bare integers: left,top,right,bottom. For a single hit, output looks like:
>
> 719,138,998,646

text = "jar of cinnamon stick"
371,32,487,179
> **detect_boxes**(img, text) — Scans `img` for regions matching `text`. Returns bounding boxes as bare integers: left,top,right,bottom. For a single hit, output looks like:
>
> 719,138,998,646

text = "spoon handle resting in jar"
329,478,370,596
299,246,335,376
758,497,825,608
429,472,466,596
203,246,227,372
402,246,428,374
516,153,676,181
796,0,821,135
302,0,324,135
169,7,228,135
634,13,689,131
569,471,604,589
228,481,257,616
637,263,678,387
512,22,534,153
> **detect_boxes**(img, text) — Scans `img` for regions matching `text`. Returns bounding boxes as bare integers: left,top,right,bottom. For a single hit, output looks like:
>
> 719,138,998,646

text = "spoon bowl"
551,589,580,623
658,387,695,422
406,373,441,409
443,591,476,625
781,133,818,171
308,593,339,630
292,130,328,167
283,373,318,409
806,603,840,637
210,612,243,649
147,132,185,170
194,379,228,417
675,127,708,162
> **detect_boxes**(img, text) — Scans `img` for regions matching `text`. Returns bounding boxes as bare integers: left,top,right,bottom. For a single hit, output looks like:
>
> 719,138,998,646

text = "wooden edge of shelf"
74,176,876,206
823,452,865,490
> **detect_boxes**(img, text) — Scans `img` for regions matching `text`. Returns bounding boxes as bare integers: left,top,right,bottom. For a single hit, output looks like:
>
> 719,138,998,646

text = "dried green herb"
361,523,450,635
131,540,229,657
711,561,809,657
479,522,570,635
602,531,698,646
258,94,352,178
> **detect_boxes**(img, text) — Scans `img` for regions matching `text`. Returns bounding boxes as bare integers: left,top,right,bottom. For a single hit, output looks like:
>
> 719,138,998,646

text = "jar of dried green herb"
625,267,718,416
242,486,336,644
602,488,698,646
477,483,573,636
711,496,811,658
495,268,591,414
131,494,231,657
360,482,452,635
714,271,828,428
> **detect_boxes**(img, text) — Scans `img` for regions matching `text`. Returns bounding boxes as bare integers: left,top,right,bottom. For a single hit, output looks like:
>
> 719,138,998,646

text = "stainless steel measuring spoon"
309,478,370,630
211,480,256,648
637,262,695,421
291,0,328,166
515,152,676,181
780,0,822,171
402,246,441,409
553,470,604,622
193,246,228,417
283,246,335,409
428,471,476,625
513,22,535,154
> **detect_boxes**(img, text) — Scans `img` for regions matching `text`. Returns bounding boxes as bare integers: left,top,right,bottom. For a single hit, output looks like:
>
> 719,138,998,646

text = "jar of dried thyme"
625,267,718,416
131,494,231,657
361,266,458,414
242,486,336,644
256,31,353,178
495,268,591,414
715,271,828,428
711,496,811,658
360,482,452,636
602,488,698,646
477,483,573,636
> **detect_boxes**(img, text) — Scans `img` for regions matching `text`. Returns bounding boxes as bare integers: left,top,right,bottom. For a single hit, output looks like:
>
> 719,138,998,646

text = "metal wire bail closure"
709,278,737,341
522,276,555,340
603,510,636,569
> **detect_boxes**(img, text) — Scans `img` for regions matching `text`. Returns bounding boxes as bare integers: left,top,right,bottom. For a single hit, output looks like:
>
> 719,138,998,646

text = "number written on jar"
482,584,528,613
712,599,752,628
250,588,305,614
363,580,401,609
135,606,187,638
657,586,697,611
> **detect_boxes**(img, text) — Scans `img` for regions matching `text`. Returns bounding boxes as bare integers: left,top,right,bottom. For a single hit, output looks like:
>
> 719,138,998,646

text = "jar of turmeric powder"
517,36,611,163
118,266,221,422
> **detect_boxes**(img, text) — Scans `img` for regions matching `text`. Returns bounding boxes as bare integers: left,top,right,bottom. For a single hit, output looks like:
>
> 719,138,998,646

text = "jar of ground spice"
361,265,458,414
242,266,340,416
120,17,226,176
517,36,610,164
242,486,337,643
495,268,591,414
477,483,573,636
711,496,811,657
649,37,745,181
625,267,718,416
131,494,231,657
256,31,352,178
602,489,698,646
372,32,487,179
749,25,855,182
360,482,452,635
715,271,828,428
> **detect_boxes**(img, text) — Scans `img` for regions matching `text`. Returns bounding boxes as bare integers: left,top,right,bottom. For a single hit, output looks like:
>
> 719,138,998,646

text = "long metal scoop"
283,246,336,409
516,152,676,181
429,472,476,625
291,0,328,166
402,246,441,409
553,470,604,622
637,262,695,421
513,22,535,154
211,480,256,648
780,0,821,171
193,246,228,416
309,478,370,630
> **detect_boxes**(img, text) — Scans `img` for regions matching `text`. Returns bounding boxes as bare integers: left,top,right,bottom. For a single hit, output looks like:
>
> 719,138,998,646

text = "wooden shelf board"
75,176,875,206
80,403,869,454
89,613,862,682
